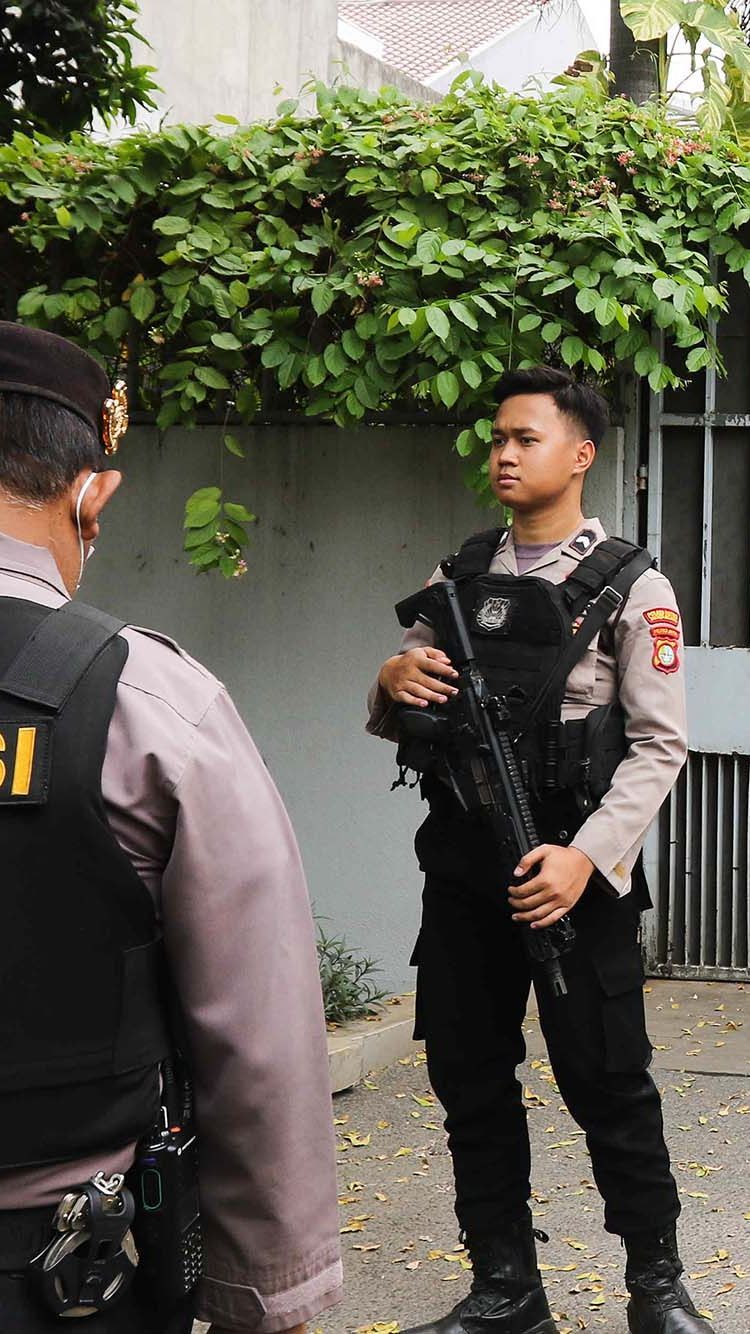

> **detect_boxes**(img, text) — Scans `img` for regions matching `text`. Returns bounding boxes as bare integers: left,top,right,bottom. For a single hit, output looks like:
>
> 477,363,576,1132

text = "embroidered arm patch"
643,608,681,675
0,720,53,804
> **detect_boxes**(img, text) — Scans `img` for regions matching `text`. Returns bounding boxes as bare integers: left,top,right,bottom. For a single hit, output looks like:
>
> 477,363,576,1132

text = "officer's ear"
71,469,122,541
572,438,596,479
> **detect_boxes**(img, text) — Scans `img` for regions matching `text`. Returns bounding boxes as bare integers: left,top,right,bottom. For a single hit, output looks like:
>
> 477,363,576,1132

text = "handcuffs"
30,1171,138,1318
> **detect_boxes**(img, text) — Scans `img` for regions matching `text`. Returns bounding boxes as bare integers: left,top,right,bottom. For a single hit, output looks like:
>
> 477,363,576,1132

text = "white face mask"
74,472,97,592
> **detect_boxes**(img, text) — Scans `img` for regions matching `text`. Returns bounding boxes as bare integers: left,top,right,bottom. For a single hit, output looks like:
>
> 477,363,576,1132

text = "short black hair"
0,392,101,502
495,366,610,447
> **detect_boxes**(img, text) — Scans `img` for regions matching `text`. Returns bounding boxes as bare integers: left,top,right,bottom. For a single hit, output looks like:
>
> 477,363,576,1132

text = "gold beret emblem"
102,380,129,455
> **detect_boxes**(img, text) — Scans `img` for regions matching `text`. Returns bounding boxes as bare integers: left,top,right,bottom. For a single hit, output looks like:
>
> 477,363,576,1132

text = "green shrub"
317,923,387,1025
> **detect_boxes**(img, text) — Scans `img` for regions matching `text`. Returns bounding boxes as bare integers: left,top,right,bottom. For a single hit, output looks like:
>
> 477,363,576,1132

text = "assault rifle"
395,579,576,998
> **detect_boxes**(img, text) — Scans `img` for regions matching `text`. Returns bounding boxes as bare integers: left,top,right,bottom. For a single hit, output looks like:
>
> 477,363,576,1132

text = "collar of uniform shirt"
0,530,70,600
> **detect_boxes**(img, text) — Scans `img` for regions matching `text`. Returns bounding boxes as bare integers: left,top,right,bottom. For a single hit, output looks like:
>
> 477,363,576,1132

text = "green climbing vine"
3,73,750,572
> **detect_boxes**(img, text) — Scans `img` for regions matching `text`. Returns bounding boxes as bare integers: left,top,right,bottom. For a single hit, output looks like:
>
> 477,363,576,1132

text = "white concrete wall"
82,423,622,992
133,0,338,125
131,0,428,128
333,39,438,101
428,3,595,95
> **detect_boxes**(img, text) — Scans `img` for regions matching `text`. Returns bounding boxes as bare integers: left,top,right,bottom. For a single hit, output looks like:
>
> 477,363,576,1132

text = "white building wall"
82,423,623,992
131,0,426,128
428,4,595,95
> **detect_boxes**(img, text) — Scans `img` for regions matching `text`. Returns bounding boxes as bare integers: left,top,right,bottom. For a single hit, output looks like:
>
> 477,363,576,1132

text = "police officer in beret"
0,323,342,1333
368,368,713,1334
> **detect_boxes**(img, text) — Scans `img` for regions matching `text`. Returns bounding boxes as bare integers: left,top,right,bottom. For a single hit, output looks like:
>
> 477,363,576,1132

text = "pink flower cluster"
518,153,539,166
617,149,635,166
307,194,326,208
665,136,707,165
356,271,384,288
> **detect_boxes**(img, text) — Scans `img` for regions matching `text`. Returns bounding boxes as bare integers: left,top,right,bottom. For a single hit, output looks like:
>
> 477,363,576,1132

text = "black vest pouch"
555,704,628,807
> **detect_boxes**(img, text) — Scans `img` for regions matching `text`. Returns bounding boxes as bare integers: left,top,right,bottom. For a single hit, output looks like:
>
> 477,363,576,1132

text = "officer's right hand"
378,648,459,706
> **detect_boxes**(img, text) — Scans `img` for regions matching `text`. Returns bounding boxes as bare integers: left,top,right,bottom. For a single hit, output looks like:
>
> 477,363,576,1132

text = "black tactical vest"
0,597,169,1170
438,526,654,804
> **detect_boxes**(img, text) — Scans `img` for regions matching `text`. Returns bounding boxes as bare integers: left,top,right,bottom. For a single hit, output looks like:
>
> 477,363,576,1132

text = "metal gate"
642,266,750,980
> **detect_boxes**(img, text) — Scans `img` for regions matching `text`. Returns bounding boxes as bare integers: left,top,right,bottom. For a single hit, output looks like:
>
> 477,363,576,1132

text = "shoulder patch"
643,607,681,674
569,529,597,556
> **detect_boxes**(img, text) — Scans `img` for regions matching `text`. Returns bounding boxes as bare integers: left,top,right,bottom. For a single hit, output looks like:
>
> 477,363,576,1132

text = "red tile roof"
339,0,540,84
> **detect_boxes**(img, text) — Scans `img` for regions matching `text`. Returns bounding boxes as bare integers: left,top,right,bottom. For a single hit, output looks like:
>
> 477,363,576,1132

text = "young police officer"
368,368,713,1334
0,324,342,1333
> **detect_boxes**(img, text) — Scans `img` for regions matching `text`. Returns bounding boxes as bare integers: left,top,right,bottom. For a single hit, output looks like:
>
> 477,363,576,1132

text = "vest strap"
442,527,506,579
563,537,646,617
0,602,127,712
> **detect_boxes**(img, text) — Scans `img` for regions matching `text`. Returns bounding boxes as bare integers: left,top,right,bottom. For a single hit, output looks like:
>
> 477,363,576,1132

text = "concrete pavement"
195,979,750,1334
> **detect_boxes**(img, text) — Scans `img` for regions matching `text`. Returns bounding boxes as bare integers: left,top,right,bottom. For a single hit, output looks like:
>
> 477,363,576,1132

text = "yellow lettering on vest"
11,727,36,796
0,731,6,788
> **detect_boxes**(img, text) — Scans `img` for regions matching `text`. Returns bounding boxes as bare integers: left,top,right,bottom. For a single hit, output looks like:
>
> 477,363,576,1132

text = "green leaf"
455,429,475,457
436,370,460,408
449,300,479,331
634,345,660,377
103,307,129,340
561,335,585,367
154,215,191,235
653,277,676,300
311,281,334,315
195,366,231,389
517,312,542,332
541,321,561,343
460,359,482,388
354,375,380,409
224,433,245,457
224,502,256,523
229,281,249,307
416,231,442,264
576,288,598,314
211,331,243,350
215,113,240,124
686,345,710,373
620,0,685,42
594,296,617,326
129,283,156,323
425,306,450,341
342,329,365,360
421,167,440,192
184,498,221,528
54,205,73,228
323,342,348,377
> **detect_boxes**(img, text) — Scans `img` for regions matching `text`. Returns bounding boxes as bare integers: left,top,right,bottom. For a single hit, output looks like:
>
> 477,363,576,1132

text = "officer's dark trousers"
413,795,681,1240
0,1207,195,1332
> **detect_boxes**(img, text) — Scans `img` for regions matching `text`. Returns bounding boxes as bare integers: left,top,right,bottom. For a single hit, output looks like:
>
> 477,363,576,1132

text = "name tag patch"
0,721,52,805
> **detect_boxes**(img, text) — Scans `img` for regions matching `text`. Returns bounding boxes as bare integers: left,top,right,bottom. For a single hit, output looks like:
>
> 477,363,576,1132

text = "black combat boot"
625,1225,716,1333
401,1208,556,1334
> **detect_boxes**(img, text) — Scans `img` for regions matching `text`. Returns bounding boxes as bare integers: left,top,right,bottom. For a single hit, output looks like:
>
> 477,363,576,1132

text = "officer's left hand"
507,845,594,928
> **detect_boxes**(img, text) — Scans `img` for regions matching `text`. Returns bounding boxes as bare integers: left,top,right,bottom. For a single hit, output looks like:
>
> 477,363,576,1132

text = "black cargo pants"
0,1206,195,1333
411,790,680,1240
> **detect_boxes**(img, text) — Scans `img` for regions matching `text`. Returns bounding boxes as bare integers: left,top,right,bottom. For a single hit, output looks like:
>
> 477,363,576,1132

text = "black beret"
0,322,127,454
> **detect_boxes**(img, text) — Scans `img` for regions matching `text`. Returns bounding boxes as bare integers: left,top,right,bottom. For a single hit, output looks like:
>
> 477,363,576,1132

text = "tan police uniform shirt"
0,533,342,1334
367,518,688,898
